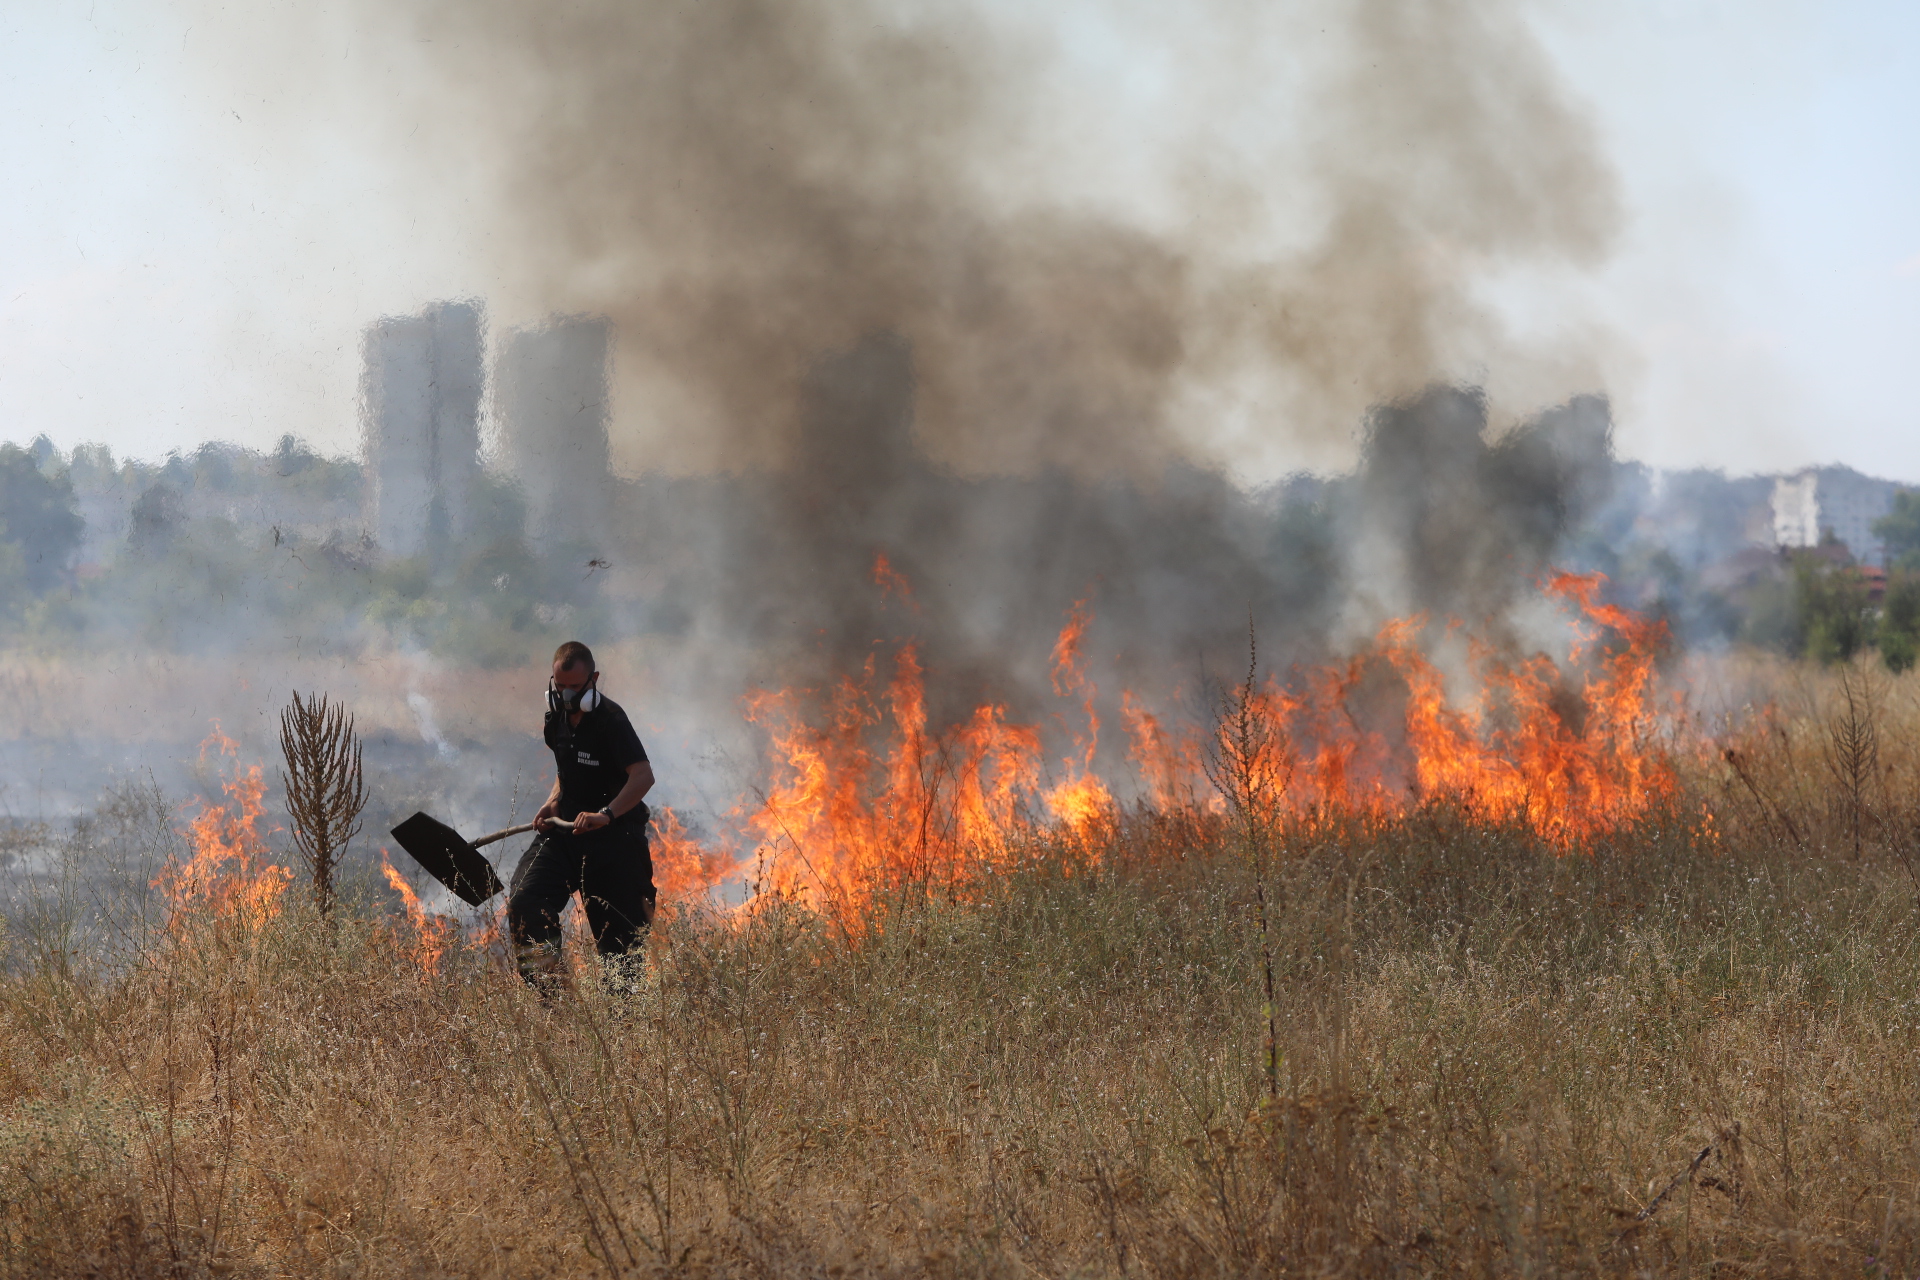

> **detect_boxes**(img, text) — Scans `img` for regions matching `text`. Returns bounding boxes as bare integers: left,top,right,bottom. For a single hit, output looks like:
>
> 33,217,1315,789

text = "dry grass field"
4,657,1920,1277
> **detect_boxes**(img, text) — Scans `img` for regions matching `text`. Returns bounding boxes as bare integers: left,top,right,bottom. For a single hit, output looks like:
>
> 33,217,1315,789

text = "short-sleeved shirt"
544,695,649,817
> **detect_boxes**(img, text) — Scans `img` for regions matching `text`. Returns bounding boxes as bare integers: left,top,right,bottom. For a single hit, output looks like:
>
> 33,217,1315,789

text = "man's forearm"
605,763,655,818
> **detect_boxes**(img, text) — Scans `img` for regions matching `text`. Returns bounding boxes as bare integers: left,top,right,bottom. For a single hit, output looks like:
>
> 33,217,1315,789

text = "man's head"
551,641,597,697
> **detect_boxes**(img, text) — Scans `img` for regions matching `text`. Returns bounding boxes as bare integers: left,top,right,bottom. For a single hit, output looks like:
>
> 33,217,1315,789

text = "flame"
1042,599,1114,837
654,569,1678,916
873,551,917,609
379,849,453,972
1049,597,1093,699
468,902,506,955
744,644,1040,910
1121,691,1207,812
1217,573,1676,843
154,728,291,927
649,805,738,913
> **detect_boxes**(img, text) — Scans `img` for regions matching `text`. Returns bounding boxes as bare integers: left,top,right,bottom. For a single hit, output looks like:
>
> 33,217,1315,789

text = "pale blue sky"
0,1,1913,480
1538,0,1919,478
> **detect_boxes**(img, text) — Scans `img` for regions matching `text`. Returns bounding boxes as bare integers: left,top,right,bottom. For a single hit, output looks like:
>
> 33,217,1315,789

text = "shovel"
388,813,575,907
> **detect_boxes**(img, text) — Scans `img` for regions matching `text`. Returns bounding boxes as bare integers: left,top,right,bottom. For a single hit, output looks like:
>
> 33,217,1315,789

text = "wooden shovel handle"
471,818,575,849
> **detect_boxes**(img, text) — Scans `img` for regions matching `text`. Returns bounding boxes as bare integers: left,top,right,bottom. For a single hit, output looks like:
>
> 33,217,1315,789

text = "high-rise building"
495,315,613,552
362,300,484,560
1771,466,1897,564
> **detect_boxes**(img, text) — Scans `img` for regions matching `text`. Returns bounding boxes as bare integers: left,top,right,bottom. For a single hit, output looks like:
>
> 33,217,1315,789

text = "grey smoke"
0,0,1641,852
308,0,1622,476
299,0,1627,700
623,338,1620,733
1342,386,1614,635
407,691,457,762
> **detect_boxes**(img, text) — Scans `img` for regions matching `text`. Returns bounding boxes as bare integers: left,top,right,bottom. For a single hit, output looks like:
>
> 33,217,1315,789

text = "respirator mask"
547,674,601,716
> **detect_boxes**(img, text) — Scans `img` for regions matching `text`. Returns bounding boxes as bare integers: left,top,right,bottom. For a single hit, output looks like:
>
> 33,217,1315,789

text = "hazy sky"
0,0,1913,481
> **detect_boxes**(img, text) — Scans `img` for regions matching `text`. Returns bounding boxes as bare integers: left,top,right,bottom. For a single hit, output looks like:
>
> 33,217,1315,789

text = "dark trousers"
506,818,656,960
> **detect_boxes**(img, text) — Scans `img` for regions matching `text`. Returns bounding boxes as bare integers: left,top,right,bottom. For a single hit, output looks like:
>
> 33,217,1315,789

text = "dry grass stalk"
1201,620,1293,1102
1824,660,1884,860
1200,619,1293,837
1722,746,1804,850
278,691,366,916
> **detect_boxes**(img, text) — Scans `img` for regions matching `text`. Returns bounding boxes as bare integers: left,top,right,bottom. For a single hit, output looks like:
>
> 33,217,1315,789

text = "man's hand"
534,799,562,831
572,810,612,835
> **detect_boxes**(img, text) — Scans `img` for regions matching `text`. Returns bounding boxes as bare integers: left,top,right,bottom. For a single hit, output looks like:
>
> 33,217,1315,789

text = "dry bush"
279,691,367,916
7,669,1920,1275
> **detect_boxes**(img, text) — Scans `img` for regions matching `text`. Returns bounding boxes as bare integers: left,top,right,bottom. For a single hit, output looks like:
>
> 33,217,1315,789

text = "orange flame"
744,644,1040,911
379,849,453,973
650,805,738,913
1121,691,1206,812
1043,599,1114,837
657,569,1678,917
1212,572,1676,843
154,728,291,928
873,551,918,610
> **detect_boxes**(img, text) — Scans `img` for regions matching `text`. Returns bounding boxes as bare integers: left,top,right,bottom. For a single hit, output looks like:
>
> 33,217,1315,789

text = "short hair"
552,640,595,673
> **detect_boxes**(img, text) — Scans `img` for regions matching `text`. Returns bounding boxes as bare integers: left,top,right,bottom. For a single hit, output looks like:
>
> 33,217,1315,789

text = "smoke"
270,0,1623,477
1340,386,1615,638
612,356,1622,734
407,691,457,762
260,0,1622,685
0,0,1642,838
0,444,84,594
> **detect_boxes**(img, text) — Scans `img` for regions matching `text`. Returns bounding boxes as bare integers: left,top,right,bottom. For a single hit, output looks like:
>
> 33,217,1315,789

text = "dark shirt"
544,695,649,818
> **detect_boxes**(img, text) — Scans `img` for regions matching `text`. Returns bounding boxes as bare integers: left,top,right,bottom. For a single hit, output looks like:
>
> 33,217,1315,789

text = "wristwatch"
599,805,616,821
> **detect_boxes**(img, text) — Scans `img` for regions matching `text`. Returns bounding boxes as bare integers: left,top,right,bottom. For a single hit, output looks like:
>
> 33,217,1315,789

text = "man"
507,640,656,988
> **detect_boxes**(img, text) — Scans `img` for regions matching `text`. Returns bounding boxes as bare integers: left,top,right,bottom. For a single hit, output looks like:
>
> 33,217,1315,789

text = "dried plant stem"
1723,747,1804,850
1823,662,1882,861
278,691,367,916
1202,616,1293,1101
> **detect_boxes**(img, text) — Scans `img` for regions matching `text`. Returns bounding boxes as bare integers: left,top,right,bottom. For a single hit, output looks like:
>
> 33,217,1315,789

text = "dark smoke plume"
620,354,1620,737
162,0,1638,777
1344,386,1614,630
329,0,1620,476
322,0,1625,681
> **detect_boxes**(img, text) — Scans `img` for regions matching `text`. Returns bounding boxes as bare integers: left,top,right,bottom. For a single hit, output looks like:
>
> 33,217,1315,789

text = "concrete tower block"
495,315,613,553
1771,472,1821,551
362,300,484,560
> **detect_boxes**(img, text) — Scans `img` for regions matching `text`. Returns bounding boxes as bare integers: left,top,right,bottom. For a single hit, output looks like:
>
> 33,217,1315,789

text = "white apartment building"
1771,466,1897,563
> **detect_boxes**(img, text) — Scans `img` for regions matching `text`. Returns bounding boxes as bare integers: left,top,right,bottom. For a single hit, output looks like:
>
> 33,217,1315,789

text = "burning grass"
735,571,1681,916
8,614,1920,1274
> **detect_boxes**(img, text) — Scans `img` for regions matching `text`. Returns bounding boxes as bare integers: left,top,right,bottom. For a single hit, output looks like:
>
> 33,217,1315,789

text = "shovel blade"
389,812,507,906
